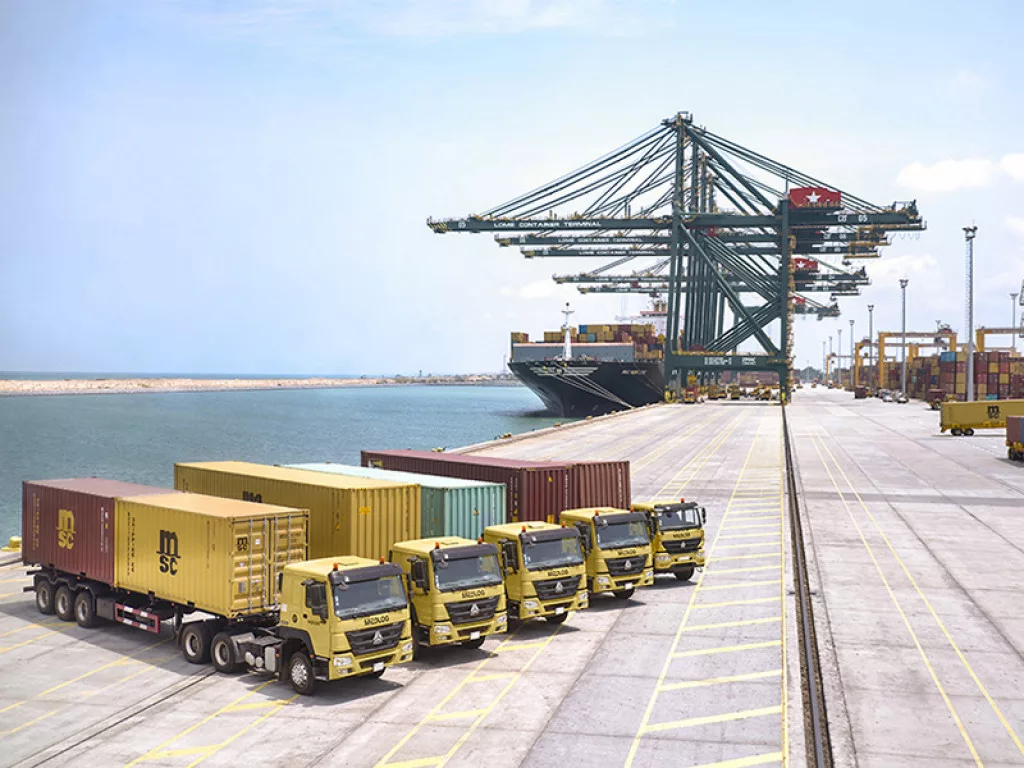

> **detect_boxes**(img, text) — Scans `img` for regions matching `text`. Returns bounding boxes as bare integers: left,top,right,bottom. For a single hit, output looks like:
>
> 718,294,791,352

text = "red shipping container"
22,479,176,584
568,461,632,509
1008,416,1024,446
1001,361,1010,374
361,450,569,524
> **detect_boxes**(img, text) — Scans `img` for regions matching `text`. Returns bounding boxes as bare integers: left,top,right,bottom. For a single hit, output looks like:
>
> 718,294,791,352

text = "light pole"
822,339,826,383
838,327,843,388
965,226,977,402
850,318,855,388
900,278,909,396
867,304,875,392
1012,292,1019,354
829,335,833,385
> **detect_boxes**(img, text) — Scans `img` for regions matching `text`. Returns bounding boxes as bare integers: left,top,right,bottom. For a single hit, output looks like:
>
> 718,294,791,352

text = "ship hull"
509,360,664,417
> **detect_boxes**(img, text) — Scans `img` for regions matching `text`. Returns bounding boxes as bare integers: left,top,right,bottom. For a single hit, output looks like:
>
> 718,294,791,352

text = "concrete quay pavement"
790,387,1024,767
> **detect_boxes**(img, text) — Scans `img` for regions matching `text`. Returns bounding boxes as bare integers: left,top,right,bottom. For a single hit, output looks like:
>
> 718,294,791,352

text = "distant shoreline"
0,375,520,397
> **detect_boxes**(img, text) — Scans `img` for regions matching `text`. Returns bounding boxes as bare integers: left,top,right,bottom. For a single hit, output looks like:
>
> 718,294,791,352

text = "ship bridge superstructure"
427,112,924,394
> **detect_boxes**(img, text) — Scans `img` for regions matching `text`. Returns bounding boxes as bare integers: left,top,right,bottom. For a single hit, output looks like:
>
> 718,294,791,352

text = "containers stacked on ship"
287,463,506,539
174,461,420,560
361,450,568,524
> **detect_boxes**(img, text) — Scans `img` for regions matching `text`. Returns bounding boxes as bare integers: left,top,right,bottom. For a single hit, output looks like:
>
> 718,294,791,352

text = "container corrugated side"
22,479,177,584
115,492,307,618
360,450,568,524
287,463,506,539
568,461,632,509
1008,415,1024,445
941,399,1024,430
174,461,419,561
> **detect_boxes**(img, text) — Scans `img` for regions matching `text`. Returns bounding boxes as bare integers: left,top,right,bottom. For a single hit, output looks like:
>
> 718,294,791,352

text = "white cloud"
949,69,988,92
868,253,939,281
896,159,997,192
1007,216,1024,239
1000,154,1024,181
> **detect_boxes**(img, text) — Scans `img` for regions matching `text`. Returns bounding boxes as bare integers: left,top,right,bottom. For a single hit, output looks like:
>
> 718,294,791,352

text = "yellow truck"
941,399,1024,436
728,384,741,400
483,522,589,624
390,537,507,650
559,508,654,600
630,499,707,581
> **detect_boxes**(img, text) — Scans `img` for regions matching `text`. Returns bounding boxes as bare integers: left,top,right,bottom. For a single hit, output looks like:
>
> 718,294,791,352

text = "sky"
1,0,1023,375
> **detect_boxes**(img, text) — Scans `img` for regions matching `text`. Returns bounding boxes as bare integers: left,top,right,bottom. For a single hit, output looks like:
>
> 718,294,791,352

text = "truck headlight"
596,576,610,586
496,612,507,624
655,553,670,563
644,569,654,578
433,624,452,636
333,656,353,668
579,591,588,601
402,642,413,653
524,600,539,610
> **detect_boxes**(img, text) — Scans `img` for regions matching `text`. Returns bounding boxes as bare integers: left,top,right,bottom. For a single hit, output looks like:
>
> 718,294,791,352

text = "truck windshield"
333,575,407,620
595,519,649,550
656,505,702,531
435,553,503,592
521,535,584,571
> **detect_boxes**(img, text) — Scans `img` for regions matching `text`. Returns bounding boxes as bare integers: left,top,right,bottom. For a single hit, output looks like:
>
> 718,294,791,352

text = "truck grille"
359,654,396,671
534,575,582,601
446,596,499,625
663,538,702,554
345,622,404,654
606,555,646,577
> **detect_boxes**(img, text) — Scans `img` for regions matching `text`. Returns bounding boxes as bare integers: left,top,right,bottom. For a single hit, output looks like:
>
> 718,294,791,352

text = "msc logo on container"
242,491,263,503
158,530,181,575
57,509,75,550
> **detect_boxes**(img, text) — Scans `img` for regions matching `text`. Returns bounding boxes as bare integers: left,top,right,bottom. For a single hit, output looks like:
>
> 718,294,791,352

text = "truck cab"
483,522,589,624
228,556,413,695
390,537,507,651
559,508,654,600
630,499,707,581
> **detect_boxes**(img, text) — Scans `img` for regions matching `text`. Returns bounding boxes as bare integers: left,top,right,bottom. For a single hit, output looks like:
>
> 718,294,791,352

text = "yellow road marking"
0,576,28,584
467,673,514,683
673,639,782,659
0,709,57,736
494,640,548,653
642,705,783,734
691,752,785,768
777,426,788,768
684,616,781,632
709,565,782,576
659,669,782,692
715,542,779,551
693,596,780,610
717,532,780,540
428,708,489,722
700,579,781,591
0,619,63,639
0,625,73,653
810,437,982,766
0,591,21,599
150,746,215,759
649,413,749,499
383,758,443,768
222,700,282,714
711,553,778,562
723,519,779,527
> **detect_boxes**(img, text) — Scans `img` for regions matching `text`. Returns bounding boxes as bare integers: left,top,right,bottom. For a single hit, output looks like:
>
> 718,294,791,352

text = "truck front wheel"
211,632,242,673
54,585,76,622
35,581,55,615
674,567,695,582
74,591,98,628
181,622,212,664
287,651,316,695
612,588,635,600
545,613,569,625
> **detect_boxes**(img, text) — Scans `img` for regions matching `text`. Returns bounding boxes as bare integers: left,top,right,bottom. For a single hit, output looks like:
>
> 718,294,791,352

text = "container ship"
508,303,668,417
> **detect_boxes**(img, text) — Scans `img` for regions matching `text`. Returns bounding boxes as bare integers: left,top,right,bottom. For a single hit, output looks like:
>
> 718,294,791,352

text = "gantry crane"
427,112,925,396
974,326,1024,352
877,329,957,389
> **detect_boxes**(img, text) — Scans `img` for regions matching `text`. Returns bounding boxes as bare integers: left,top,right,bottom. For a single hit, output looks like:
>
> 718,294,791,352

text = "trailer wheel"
287,651,316,695
35,581,55,615
545,612,569,625
674,567,695,582
54,585,76,622
964,428,975,436
181,622,212,665
461,637,486,650
951,427,963,436
74,590,98,628
612,588,635,600
211,632,242,673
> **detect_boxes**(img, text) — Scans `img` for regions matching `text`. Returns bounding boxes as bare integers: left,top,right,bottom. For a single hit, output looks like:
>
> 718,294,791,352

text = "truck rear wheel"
211,632,242,673
35,581,55,615
545,613,569,625
54,585,76,622
612,588,635,600
181,622,212,664
964,428,975,436
951,427,963,436
674,567,695,582
74,591,98,628
287,651,316,695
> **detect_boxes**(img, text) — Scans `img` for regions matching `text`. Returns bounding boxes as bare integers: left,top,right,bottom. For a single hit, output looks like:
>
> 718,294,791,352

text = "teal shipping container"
286,463,506,539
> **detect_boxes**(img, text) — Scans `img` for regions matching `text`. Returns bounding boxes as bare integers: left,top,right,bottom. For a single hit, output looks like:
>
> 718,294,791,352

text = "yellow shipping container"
175,461,420,561
1001,373,1010,384
941,399,1024,432
115,492,308,619
989,362,1000,374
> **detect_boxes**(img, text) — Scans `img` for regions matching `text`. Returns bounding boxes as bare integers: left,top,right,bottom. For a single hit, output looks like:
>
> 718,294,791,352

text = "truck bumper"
424,613,508,646
591,570,654,594
329,639,415,679
516,591,589,620
653,551,705,572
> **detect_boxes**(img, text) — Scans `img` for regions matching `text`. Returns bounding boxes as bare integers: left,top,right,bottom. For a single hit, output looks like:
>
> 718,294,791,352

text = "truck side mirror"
701,507,707,524
304,581,328,621
410,559,429,592
646,516,657,540
501,541,518,573
574,523,592,554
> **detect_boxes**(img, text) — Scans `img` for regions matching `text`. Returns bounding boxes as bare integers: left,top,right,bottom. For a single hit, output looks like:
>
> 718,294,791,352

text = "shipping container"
361,450,569,524
941,399,1024,434
1007,415,1024,448
175,461,419,560
567,460,632,508
22,479,177,584
115,492,307,619
286,463,505,539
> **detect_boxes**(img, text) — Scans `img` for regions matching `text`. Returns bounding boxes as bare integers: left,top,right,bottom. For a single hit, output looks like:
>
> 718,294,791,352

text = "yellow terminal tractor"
390,537,507,651
483,522,589,624
559,508,654,600
630,499,707,581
